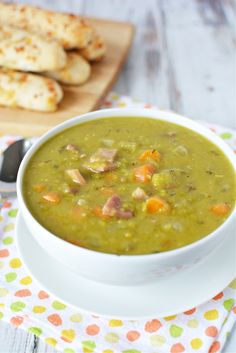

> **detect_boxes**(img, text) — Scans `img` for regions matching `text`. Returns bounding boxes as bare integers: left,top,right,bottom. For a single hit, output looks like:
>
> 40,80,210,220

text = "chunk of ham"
117,209,134,219
63,144,86,158
90,148,117,163
65,144,79,152
102,194,121,216
132,187,147,200
63,184,79,195
65,169,86,185
83,148,117,173
102,194,133,219
42,192,61,204
83,161,116,173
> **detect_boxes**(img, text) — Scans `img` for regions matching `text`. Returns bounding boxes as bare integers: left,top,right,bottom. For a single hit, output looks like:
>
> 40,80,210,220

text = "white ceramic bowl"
17,108,236,286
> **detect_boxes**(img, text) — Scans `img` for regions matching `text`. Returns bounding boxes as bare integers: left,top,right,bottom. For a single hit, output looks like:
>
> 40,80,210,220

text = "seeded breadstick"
78,34,106,62
44,52,91,85
0,68,63,112
0,25,67,72
0,2,93,49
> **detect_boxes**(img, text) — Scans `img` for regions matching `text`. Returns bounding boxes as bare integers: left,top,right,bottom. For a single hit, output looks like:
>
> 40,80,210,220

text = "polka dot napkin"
0,92,236,353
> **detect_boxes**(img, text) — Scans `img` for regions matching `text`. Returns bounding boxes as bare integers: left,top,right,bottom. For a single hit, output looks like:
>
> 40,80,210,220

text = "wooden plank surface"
0,0,235,352
0,18,134,136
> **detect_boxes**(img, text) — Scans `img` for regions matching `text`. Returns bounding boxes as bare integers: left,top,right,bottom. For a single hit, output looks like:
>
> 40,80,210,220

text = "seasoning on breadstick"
44,52,91,85
0,68,63,112
0,25,67,72
0,2,93,49
78,34,106,62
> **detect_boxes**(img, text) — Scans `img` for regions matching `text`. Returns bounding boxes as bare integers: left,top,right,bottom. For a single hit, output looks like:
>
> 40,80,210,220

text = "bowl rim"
17,107,236,261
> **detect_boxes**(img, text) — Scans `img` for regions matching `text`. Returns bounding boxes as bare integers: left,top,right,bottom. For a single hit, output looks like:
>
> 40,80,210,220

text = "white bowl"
17,108,236,286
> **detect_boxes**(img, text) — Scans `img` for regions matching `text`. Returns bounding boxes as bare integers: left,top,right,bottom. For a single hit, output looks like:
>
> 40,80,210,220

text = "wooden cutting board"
0,18,134,136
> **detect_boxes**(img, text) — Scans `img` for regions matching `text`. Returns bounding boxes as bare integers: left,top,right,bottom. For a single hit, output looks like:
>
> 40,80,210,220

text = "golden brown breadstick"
0,68,63,112
0,25,67,72
44,52,91,85
78,34,106,62
0,2,93,49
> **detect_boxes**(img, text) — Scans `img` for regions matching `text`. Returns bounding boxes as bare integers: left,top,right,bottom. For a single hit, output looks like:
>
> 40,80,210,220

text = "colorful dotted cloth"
0,92,236,353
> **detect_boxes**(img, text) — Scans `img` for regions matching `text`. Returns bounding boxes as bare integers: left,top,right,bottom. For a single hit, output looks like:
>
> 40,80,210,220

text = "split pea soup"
23,117,236,255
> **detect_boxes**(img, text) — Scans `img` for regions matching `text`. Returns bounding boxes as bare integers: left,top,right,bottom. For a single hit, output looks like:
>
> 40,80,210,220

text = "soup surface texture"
23,117,235,255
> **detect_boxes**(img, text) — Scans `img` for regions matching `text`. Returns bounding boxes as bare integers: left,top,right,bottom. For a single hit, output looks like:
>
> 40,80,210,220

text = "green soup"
23,117,236,255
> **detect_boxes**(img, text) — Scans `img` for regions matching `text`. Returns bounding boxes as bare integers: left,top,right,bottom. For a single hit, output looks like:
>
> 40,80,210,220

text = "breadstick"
44,52,91,85
78,34,106,62
0,68,63,112
0,25,67,72
0,2,93,49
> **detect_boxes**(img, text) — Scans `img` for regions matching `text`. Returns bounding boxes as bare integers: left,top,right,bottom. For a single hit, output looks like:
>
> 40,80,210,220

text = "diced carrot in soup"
133,164,156,183
211,203,230,216
145,196,171,214
139,149,161,162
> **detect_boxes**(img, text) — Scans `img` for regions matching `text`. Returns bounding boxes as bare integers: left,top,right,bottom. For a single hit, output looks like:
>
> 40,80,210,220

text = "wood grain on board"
0,18,134,136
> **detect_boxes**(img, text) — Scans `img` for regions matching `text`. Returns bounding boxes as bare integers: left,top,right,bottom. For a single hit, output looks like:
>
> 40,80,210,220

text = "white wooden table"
0,0,235,352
